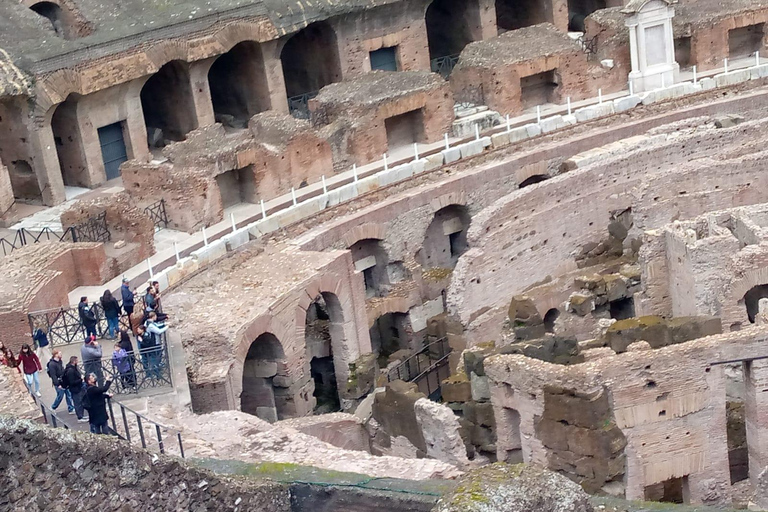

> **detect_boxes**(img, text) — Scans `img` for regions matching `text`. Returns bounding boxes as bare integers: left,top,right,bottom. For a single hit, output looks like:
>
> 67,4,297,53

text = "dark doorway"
30,2,66,37
728,24,765,59
426,0,482,60
305,293,342,414
609,297,635,320
8,161,41,202
369,313,412,363
350,238,390,298
281,22,342,99
241,332,286,422
420,204,471,269
97,122,128,181
385,110,425,153
520,70,559,109
519,174,549,188
208,42,271,127
51,96,87,187
675,37,692,69
495,0,550,32
371,47,399,71
744,284,768,323
567,0,606,32
543,308,560,333
215,167,256,209
643,476,688,504
140,60,197,144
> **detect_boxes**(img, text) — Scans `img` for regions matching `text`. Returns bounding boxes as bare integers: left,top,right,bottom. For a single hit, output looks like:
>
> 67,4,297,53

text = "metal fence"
0,211,110,257
288,90,319,120
387,337,452,400
81,338,172,395
144,199,169,229
431,54,460,80
29,295,146,347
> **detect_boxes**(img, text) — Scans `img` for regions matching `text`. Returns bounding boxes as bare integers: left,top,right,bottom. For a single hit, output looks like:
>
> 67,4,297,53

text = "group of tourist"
0,277,171,435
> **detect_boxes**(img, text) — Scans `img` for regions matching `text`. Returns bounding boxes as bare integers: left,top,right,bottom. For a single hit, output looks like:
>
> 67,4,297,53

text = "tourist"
47,349,74,415
18,344,42,397
151,280,163,314
118,329,137,387
140,314,167,380
84,373,113,435
120,278,135,330
78,296,98,340
81,335,103,386
61,356,88,423
100,289,121,339
0,341,19,373
111,343,134,390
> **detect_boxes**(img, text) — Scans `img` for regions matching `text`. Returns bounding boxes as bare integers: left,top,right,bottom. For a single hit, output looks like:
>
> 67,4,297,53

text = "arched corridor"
426,0,482,61
495,0,549,32
305,293,343,414
241,332,287,422
744,284,768,323
370,312,413,365
420,204,471,269
281,22,342,115
350,238,390,298
208,42,271,127
50,95,87,187
140,60,197,145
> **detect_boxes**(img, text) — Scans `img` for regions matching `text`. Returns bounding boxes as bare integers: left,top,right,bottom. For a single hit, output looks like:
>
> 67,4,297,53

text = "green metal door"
98,122,128,181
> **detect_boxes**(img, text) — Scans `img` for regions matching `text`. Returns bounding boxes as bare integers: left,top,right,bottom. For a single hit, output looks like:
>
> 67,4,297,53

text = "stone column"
745,359,768,486
623,0,679,92
187,58,216,128
28,118,66,206
124,79,150,161
260,40,289,114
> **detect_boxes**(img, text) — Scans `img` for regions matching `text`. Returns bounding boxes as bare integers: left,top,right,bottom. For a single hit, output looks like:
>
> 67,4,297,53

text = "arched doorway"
744,284,768,323
350,238,390,298
305,293,343,414
50,95,87,187
426,0,482,61
370,312,413,366
420,204,471,269
140,60,197,146
543,308,560,333
0,99,42,202
241,332,286,422
30,2,66,36
280,22,342,116
208,42,271,128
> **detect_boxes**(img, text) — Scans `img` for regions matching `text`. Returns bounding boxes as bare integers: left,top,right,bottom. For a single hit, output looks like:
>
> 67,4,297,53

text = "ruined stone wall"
450,116,768,345
0,156,13,215
0,415,291,511
484,328,768,506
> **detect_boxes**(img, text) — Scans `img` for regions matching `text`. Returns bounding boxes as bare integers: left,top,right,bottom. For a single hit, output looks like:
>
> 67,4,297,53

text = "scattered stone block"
442,373,472,402
524,123,542,137
568,293,594,316
442,147,462,164
470,371,491,402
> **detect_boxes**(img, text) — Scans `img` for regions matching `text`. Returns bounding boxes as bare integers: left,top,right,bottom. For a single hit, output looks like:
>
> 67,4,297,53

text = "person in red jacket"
18,344,42,397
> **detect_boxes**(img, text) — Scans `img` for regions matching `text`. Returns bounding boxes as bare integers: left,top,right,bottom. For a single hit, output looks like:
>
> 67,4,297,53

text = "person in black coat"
100,289,121,339
78,297,98,340
48,350,74,414
85,373,113,434
62,356,87,422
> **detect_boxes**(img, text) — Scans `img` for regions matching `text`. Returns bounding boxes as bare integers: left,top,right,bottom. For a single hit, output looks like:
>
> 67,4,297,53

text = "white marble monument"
623,0,679,92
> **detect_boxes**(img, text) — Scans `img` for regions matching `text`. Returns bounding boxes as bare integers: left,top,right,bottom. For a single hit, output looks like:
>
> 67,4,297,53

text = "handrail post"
178,432,185,458
40,404,47,424
156,424,165,455
137,416,146,449
121,404,131,442
108,397,118,433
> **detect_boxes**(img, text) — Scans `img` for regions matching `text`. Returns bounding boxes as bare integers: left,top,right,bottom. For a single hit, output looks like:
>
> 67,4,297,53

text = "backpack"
59,367,70,389
141,329,157,349
46,360,55,380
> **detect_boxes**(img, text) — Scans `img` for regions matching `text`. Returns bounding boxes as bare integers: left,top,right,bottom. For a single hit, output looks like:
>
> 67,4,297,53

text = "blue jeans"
106,316,119,338
52,387,74,412
23,372,40,394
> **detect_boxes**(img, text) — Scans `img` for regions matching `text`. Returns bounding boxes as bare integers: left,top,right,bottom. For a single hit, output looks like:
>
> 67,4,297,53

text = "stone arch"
429,191,467,212
50,94,87,187
280,21,342,100
420,203,472,269
425,0,482,61
543,308,560,333
744,284,768,324
241,332,288,422
519,174,549,188
349,238,390,298
140,60,197,144
208,41,271,126
303,292,345,413
342,222,388,248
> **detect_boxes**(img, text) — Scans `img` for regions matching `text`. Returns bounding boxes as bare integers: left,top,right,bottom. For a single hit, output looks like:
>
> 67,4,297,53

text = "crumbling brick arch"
349,238,391,298
240,332,288,422
24,0,93,39
720,266,768,330
140,60,198,143
342,222,388,248
208,41,272,125
49,93,88,187
425,0,483,60
419,203,472,269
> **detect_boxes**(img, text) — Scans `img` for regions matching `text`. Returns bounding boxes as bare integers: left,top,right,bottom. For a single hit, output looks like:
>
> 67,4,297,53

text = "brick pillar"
745,359,768,486
187,58,216,128
124,79,150,161
29,117,66,206
261,40,289,114
477,0,498,41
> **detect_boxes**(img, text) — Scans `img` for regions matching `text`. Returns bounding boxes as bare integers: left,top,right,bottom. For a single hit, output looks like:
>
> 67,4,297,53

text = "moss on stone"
607,315,665,332
422,267,454,282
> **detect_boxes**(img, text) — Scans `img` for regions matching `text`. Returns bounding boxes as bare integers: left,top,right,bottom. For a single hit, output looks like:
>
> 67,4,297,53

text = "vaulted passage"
744,284,768,323
369,313,412,365
208,42,271,128
567,0,606,32
241,332,287,423
495,0,549,32
350,238,390,298
51,95,87,187
420,204,471,269
426,0,482,61
141,60,197,145
281,22,342,102
305,293,343,414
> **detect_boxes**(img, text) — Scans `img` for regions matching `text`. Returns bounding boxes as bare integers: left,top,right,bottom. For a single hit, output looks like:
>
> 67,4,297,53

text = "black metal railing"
581,35,598,59
144,199,169,229
27,387,73,431
107,397,184,457
28,295,146,347
288,90,319,120
80,338,172,395
0,212,110,257
387,337,452,400
431,54,460,80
